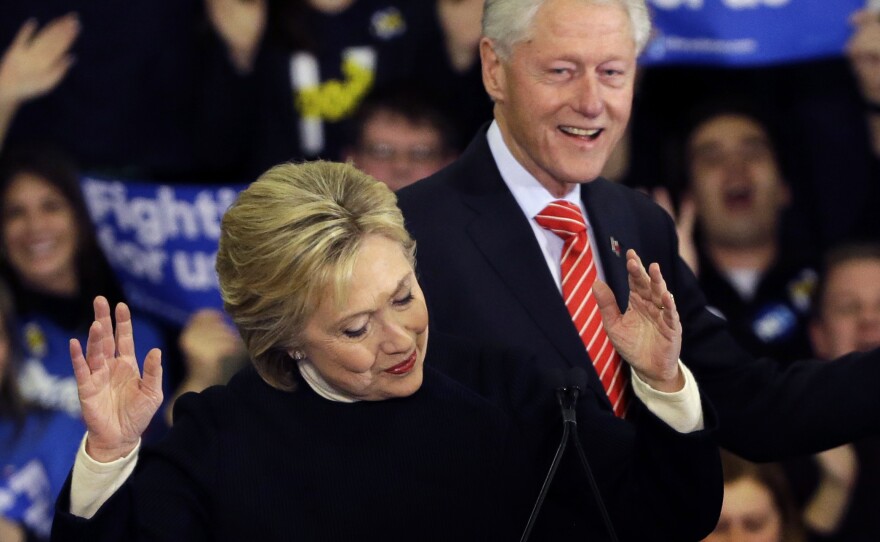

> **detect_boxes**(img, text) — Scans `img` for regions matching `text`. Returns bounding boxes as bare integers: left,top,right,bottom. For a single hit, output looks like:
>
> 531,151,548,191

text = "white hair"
482,0,652,59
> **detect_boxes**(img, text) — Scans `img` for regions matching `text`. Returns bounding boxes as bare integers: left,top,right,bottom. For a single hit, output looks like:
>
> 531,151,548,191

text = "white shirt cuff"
70,432,140,519
631,361,705,433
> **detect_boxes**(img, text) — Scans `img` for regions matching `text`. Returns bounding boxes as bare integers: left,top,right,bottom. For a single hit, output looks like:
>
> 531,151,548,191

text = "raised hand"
70,297,163,463
0,14,80,108
437,0,483,72
164,309,244,425
594,249,683,392
652,187,699,276
204,0,267,74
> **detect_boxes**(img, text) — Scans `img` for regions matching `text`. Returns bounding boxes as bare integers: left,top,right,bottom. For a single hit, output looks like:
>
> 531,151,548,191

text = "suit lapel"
451,135,607,381
581,179,635,311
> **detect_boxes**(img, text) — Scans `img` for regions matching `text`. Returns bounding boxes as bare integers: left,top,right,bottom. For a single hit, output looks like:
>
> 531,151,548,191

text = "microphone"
519,368,620,542
567,367,620,542
519,369,571,542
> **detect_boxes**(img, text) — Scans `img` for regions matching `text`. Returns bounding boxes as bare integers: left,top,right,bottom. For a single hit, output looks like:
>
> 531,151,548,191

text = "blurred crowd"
0,1,878,541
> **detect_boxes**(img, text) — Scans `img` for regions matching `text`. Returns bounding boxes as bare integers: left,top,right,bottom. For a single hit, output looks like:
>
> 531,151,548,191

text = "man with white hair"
398,0,880,465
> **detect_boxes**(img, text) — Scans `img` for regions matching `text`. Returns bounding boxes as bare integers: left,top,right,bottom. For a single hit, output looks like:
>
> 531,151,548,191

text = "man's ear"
481,37,506,103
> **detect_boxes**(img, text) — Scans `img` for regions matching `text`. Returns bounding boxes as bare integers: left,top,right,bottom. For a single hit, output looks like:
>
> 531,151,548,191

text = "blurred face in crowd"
349,111,453,192
308,0,356,14
1,172,78,295
704,476,783,542
0,315,8,388
482,0,637,197
298,234,429,400
688,114,789,249
810,258,880,358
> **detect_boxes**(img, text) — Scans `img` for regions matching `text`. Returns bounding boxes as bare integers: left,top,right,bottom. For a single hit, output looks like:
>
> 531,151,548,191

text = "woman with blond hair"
51,161,721,541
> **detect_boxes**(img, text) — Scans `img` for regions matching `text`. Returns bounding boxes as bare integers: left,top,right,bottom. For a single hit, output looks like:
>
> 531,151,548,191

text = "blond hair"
216,161,415,390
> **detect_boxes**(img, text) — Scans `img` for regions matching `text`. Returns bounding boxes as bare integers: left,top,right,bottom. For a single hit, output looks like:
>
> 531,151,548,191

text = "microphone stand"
519,376,620,542
518,388,573,542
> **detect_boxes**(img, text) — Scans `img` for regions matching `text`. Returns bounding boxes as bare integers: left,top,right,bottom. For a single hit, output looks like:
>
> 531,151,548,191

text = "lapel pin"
610,237,621,257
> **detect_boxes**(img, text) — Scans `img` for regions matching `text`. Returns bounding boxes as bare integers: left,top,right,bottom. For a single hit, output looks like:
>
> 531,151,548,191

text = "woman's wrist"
85,435,139,464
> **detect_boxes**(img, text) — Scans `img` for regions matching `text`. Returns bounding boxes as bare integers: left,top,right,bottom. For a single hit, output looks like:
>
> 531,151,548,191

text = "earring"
292,350,304,361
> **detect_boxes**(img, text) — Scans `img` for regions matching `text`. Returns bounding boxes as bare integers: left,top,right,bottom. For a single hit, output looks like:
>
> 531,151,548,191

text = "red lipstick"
384,351,417,375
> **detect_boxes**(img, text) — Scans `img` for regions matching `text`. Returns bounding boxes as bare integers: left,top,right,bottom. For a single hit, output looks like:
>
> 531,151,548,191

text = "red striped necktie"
535,200,629,417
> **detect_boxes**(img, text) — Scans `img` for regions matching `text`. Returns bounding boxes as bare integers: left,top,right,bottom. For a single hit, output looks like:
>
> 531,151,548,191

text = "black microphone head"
568,367,589,391
542,368,566,391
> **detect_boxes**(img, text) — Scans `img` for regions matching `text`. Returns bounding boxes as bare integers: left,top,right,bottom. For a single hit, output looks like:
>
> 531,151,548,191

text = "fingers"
11,19,38,49
625,249,652,300
93,296,116,360
626,250,679,326
34,13,80,57
83,320,109,374
69,337,93,390
115,301,137,361
142,348,164,400
592,279,621,324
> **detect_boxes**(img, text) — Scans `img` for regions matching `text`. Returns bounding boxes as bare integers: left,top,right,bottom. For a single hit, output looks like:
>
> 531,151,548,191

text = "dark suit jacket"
396,125,880,461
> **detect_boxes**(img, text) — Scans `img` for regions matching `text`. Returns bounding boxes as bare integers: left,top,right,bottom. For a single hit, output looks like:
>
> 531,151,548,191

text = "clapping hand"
437,0,483,72
70,297,163,463
594,249,684,392
204,0,267,74
651,187,699,276
0,14,80,108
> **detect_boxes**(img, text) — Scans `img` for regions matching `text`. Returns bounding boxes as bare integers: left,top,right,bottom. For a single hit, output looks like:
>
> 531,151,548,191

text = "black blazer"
52,335,722,542
397,125,880,461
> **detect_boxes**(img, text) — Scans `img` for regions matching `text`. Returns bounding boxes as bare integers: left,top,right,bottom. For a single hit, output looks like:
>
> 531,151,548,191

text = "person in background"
0,14,79,153
704,450,807,542
842,7,880,243
790,242,880,541
628,7,880,251
344,86,458,191
0,147,240,435
658,105,818,364
0,3,213,181
0,146,166,421
847,8,880,162
0,279,83,542
199,0,488,179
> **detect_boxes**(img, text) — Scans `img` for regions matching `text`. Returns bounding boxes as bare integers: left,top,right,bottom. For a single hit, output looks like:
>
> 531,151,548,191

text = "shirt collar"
297,359,360,403
486,121,584,219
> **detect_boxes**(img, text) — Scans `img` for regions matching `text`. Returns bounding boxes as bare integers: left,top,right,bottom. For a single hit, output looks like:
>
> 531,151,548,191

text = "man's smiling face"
482,0,637,196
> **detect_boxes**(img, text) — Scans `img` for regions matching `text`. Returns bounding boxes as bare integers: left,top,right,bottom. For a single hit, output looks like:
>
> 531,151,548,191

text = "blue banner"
81,176,245,326
642,0,865,66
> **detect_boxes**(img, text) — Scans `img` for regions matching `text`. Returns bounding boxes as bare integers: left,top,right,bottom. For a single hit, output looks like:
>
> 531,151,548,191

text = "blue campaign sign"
642,0,866,66
81,176,245,325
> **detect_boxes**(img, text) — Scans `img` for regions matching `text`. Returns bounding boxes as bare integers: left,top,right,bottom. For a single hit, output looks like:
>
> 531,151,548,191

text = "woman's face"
704,477,783,542
2,172,79,295
298,234,428,400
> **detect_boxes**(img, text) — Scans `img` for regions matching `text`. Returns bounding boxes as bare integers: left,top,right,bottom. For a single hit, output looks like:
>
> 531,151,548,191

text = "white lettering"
98,227,167,283
17,360,82,415
650,0,703,9
172,251,219,291
81,178,239,247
